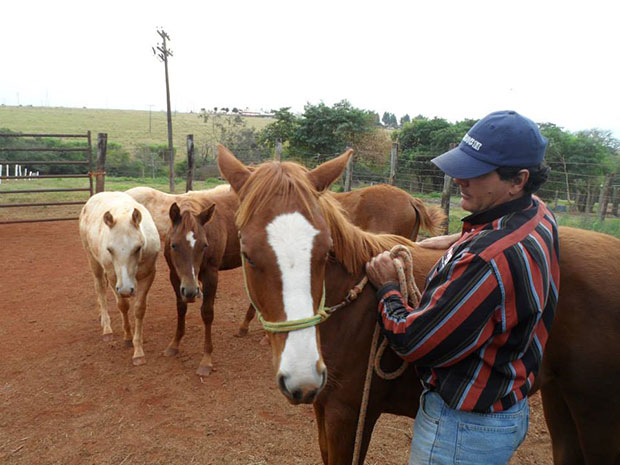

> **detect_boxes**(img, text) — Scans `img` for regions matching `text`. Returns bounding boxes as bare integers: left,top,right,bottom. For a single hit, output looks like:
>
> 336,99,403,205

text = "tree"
258,107,299,151
289,100,376,159
198,108,265,163
400,114,411,126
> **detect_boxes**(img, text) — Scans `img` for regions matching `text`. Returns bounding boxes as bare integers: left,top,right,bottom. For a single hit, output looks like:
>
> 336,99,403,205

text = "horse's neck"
327,205,444,280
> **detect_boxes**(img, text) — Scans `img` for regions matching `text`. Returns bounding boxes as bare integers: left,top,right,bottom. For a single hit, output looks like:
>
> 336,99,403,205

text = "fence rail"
0,131,104,225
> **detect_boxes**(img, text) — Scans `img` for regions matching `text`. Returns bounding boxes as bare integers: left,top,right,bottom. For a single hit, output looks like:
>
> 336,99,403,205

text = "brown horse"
130,182,443,376
236,181,445,337
217,147,620,464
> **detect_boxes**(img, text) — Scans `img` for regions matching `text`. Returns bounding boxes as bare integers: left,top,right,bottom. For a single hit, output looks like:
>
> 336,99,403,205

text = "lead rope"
351,245,421,465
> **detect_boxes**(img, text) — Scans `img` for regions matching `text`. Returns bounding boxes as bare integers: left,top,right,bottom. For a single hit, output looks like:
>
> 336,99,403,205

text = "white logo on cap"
462,134,482,151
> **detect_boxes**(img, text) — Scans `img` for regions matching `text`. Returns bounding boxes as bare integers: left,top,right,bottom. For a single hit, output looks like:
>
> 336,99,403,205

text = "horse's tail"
409,197,447,239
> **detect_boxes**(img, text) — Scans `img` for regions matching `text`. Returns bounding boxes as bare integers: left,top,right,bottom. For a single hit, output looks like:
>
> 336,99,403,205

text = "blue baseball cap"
431,110,548,179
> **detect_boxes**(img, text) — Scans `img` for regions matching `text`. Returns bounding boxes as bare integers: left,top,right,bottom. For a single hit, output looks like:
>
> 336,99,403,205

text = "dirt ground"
0,221,553,465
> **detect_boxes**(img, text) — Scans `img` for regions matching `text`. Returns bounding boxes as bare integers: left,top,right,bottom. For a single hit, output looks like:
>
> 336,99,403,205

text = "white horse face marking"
186,231,196,248
107,223,143,297
266,212,324,391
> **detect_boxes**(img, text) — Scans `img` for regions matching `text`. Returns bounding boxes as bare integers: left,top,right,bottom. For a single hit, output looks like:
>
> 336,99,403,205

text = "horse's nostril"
130,287,135,295
291,389,303,402
180,286,186,296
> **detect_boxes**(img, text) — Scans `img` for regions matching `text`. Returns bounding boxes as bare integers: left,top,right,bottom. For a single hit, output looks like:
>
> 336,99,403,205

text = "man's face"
453,170,519,214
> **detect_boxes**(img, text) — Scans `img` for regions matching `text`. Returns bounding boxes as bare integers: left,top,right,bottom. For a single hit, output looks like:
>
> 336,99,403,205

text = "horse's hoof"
235,327,249,337
196,365,213,377
259,335,270,346
103,333,113,342
124,340,133,348
164,347,178,357
132,356,146,366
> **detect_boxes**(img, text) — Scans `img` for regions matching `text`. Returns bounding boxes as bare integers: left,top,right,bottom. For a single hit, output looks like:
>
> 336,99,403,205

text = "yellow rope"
352,245,420,465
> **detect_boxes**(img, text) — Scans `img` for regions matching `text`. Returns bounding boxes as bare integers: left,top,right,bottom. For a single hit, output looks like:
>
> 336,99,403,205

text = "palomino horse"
217,148,620,464
127,185,241,376
79,192,160,365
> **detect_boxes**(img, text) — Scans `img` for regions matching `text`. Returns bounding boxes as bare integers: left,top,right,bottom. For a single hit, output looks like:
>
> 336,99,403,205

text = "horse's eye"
135,246,142,254
171,243,177,250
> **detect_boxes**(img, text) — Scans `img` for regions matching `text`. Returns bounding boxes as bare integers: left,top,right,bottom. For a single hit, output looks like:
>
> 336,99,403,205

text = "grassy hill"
0,105,273,155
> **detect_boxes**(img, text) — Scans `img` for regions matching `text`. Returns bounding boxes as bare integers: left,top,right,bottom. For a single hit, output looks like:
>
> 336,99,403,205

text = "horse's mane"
237,161,417,276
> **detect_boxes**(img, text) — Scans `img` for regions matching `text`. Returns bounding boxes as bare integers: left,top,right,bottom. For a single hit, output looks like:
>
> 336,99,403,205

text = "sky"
2,0,619,138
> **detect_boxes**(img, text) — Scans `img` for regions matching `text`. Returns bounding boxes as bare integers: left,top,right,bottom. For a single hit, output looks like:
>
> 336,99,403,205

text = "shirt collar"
462,194,533,226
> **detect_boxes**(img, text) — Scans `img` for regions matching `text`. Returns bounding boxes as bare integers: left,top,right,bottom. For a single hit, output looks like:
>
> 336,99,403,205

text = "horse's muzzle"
277,368,327,405
180,285,201,302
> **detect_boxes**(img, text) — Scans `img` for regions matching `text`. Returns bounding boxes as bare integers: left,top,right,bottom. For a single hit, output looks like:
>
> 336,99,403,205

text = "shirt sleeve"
377,252,501,367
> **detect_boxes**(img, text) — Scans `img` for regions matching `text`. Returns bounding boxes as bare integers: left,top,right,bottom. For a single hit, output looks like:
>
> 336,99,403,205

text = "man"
366,110,560,465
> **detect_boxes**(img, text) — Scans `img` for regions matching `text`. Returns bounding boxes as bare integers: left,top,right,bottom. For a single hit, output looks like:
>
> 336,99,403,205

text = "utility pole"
153,28,175,193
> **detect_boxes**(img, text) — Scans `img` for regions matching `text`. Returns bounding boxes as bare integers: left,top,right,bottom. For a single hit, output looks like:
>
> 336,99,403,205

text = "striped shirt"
377,194,560,413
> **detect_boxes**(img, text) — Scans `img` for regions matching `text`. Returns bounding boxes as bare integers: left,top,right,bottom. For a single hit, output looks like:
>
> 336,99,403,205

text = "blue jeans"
409,390,529,465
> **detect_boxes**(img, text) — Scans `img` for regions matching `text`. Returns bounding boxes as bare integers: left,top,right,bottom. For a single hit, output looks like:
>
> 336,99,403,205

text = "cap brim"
431,146,498,179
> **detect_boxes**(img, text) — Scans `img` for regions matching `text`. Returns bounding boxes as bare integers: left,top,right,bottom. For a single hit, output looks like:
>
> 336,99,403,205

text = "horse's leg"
314,403,329,464
237,304,270,345
196,267,218,377
129,270,156,366
113,293,132,347
321,400,380,465
236,303,255,337
540,385,585,465
87,255,112,340
164,269,188,357
564,394,620,465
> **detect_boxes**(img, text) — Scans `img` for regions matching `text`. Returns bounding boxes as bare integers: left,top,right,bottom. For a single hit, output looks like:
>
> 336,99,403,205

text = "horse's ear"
103,211,115,228
169,202,181,225
198,203,216,226
217,144,251,194
308,149,353,192
131,208,142,227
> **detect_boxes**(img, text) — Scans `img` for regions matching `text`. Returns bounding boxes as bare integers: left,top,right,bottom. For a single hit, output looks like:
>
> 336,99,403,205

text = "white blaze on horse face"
186,231,196,248
266,212,323,389
109,229,139,296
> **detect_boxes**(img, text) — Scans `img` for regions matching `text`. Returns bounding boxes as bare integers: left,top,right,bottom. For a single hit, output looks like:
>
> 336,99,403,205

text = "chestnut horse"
217,148,620,464
236,181,445,337
127,185,241,376
79,192,160,365
128,177,444,376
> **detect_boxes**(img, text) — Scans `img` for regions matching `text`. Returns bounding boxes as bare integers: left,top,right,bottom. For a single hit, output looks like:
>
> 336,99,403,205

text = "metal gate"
0,132,94,224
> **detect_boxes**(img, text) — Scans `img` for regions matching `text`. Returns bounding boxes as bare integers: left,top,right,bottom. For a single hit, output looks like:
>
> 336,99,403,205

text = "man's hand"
366,251,398,288
417,233,460,250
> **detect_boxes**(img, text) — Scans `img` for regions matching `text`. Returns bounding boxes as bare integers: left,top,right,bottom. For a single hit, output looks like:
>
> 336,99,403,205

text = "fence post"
344,154,353,192
440,174,453,234
274,139,282,161
95,133,107,193
186,134,195,192
388,143,398,185
598,174,614,222
611,186,619,217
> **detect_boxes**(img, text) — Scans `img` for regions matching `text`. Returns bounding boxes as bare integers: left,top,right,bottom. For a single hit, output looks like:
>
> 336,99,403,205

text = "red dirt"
0,221,553,464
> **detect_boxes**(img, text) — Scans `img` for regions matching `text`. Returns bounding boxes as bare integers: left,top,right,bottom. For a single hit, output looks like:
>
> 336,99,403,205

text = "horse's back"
544,226,620,391
126,187,177,239
333,184,444,239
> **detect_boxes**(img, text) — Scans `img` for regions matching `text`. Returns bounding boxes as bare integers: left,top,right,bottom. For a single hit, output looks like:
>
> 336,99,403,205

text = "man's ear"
511,169,530,195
